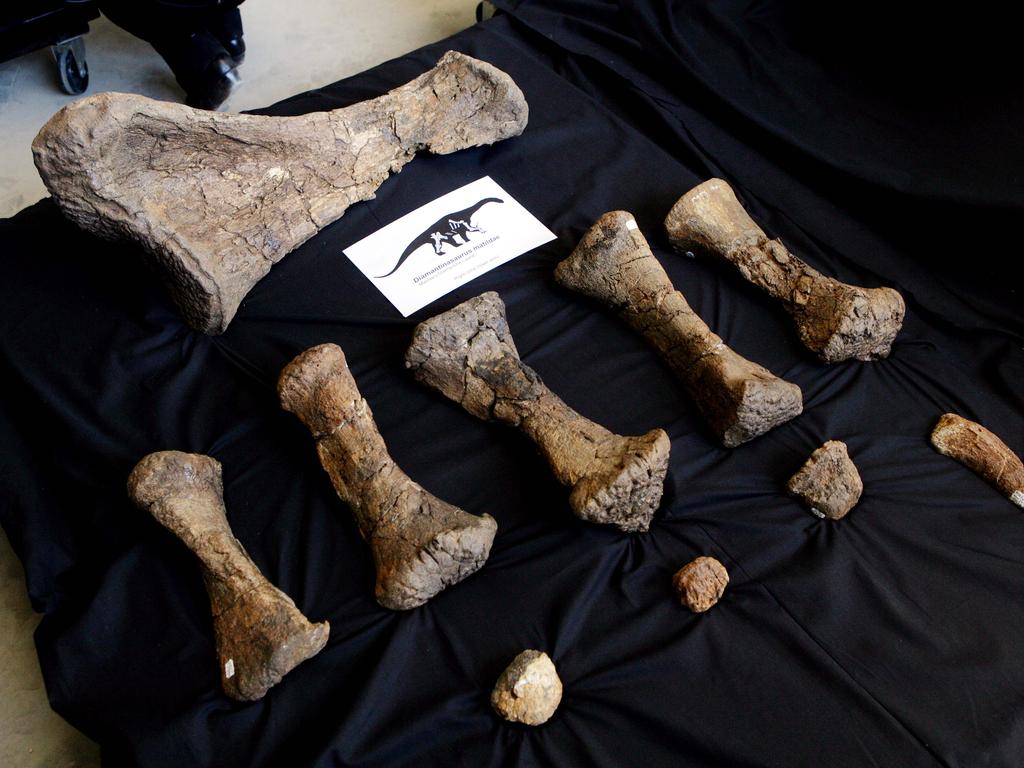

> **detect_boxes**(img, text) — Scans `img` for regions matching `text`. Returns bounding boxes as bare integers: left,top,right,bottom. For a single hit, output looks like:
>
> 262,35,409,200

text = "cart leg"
51,36,89,95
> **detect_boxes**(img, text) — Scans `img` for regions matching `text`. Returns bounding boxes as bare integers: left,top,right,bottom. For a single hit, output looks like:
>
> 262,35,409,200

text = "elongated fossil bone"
556,211,802,447
665,179,905,362
931,414,1024,508
278,343,497,609
33,51,528,333
127,451,329,701
405,292,671,532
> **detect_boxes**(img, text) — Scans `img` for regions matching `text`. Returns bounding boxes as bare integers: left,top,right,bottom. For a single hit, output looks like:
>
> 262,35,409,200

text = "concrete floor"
0,2,475,765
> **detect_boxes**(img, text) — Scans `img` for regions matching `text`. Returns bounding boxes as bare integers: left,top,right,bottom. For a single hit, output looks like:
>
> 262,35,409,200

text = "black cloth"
2,5,1022,767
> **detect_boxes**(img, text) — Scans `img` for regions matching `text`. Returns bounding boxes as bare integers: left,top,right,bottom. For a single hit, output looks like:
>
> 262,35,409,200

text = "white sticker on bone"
625,219,638,231
225,659,235,679
1011,490,1024,508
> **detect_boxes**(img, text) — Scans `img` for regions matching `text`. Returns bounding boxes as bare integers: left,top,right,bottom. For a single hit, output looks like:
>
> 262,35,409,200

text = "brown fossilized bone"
127,451,329,701
664,179,905,362
556,211,802,447
278,343,497,610
405,291,671,533
931,413,1024,508
32,51,529,333
787,440,863,520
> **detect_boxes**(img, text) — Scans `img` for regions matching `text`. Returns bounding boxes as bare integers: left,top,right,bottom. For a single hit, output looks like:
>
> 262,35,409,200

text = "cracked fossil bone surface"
556,211,802,447
931,414,1024,508
405,291,671,533
664,179,905,362
32,51,528,333
278,343,497,610
127,450,329,701
787,440,863,520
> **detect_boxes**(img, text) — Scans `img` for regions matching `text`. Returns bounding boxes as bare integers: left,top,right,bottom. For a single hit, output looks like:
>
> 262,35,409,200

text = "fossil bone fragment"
673,556,729,613
931,414,1024,508
405,292,670,533
787,440,863,520
278,343,497,610
556,211,803,447
127,451,329,701
491,650,562,725
664,179,905,362
32,51,529,334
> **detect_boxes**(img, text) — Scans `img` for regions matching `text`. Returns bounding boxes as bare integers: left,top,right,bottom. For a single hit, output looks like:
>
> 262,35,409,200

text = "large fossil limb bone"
556,211,802,447
127,451,329,701
405,291,671,533
33,51,528,333
664,179,905,362
931,414,1024,508
278,343,497,610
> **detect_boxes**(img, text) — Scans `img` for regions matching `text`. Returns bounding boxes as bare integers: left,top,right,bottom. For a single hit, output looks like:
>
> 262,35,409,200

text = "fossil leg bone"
127,451,329,701
931,414,1024,508
278,343,497,610
33,51,528,333
664,179,905,362
556,211,802,447
405,291,671,533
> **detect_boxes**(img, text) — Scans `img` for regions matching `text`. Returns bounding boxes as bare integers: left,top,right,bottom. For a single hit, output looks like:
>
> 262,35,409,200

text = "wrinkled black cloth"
2,5,1022,767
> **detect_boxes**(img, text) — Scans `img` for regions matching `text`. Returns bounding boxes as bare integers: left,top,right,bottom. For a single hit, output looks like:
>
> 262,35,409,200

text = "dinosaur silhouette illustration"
376,197,504,278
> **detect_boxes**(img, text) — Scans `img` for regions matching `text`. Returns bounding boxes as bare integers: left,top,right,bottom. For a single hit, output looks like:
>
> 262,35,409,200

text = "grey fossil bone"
556,211,802,447
665,179,905,362
405,291,671,533
128,450,329,701
278,343,498,610
32,51,529,333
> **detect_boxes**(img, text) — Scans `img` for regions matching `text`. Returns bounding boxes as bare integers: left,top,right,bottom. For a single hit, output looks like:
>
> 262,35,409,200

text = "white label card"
343,176,556,316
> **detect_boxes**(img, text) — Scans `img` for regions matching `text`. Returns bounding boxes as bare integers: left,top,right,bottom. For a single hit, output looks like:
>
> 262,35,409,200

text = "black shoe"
207,7,245,66
154,28,239,110
184,53,239,110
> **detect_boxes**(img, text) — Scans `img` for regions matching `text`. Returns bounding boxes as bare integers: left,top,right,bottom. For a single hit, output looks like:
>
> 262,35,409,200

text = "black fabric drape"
1,5,1022,766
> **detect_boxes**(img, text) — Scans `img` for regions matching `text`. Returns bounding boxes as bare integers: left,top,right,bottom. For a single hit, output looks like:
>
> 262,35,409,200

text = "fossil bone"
664,179,905,362
931,414,1024,508
405,291,671,533
673,556,729,613
491,650,562,725
556,211,802,447
32,51,528,333
127,450,329,701
278,343,497,610
787,440,863,520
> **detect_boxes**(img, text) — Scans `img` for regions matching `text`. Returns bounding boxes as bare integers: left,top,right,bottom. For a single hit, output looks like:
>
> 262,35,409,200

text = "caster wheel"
52,37,89,95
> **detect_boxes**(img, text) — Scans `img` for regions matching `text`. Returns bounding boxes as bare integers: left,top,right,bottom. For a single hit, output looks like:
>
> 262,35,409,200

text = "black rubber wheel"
57,46,89,95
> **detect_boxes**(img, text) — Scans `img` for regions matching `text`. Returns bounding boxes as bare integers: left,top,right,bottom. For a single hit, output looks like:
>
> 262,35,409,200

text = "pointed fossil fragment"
665,179,905,362
673,556,729,613
278,343,497,610
405,291,670,532
931,413,1024,508
33,51,528,333
787,440,863,520
128,450,329,701
491,650,562,725
556,211,802,447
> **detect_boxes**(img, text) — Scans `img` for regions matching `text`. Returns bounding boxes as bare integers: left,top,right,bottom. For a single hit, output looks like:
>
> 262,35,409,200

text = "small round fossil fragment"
490,650,562,725
673,556,729,612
